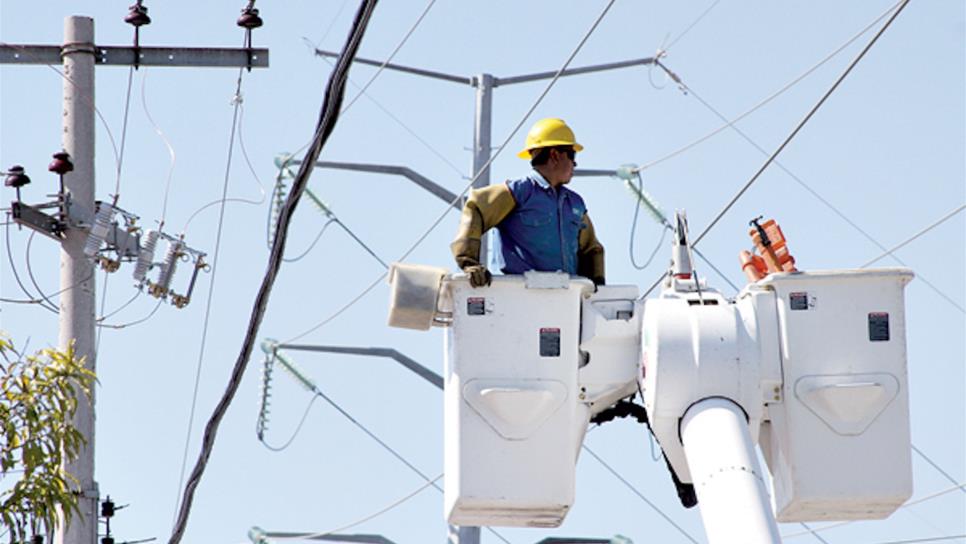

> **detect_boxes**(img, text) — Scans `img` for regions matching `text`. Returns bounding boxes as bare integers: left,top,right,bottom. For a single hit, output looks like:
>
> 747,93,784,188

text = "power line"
865,536,966,544
262,475,444,541
0,41,123,171
658,68,964,314
140,69,178,229
689,0,911,248
170,65,248,531
283,0,620,345
112,66,136,200
167,2,380,541
782,482,966,539
636,0,904,173
913,445,966,496
663,0,722,51
181,102,267,235
861,205,966,269
340,0,439,115
581,445,699,543
4,216,55,311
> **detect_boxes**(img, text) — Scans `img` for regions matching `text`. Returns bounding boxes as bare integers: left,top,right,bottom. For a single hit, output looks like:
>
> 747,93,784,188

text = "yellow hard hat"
517,118,584,159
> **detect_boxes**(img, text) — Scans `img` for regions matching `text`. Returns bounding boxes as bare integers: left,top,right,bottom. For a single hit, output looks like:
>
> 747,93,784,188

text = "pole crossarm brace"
290,159,461,209
254,531,396,543
313,48,655,88
573,168,619,178
496,57,657,86
278,343,444,390
0,44,269,68
314,48,470,84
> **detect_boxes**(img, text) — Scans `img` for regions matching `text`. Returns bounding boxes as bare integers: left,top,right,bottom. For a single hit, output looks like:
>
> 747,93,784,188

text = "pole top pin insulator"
4,165,31,188
237,2,263,29
125,2,151,27
48,151,74,175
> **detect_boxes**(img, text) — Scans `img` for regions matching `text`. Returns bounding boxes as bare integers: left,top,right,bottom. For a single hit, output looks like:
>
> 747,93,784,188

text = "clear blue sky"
1,1,964,543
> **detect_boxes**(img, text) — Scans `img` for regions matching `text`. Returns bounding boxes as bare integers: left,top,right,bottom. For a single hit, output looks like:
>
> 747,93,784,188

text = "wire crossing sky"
1,1,963,543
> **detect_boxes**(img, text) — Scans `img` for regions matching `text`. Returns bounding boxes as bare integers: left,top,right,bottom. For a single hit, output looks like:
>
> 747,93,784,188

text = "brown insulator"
4,165,30,188
237,6,263,29
125,3,151,27
48,151,74,175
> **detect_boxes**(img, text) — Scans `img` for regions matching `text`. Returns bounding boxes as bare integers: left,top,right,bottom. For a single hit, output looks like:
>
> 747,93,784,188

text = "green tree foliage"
0,334,95,543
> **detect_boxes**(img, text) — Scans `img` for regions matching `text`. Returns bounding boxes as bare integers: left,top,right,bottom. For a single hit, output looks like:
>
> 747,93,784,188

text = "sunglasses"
557,148,577,165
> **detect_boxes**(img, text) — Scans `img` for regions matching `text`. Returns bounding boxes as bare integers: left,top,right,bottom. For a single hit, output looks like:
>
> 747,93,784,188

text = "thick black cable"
689,0,910,248
166,2,379,542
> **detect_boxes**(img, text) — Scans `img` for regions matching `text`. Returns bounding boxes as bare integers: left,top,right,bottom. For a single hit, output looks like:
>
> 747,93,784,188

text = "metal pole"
680,398,780,544
448,526,480,544
473,73,495,271
57,15,98,544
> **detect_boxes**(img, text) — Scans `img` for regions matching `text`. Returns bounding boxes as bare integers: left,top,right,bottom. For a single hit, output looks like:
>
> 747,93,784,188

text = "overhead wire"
860,205,966,269
313,0,354,49
4,214,54,311
167,2,381,541
0,42,123,172
866,537,966,544
282,0,620,345
170,64,249,531
628,174,669,271
636,0,904,173
285,0,458,182
94,300,163,330
648,1,965,505
312,50,466,177
912,445,966,497
782,482,966,539
140,69,178,230
582,445,699,543
282,218,337,263
658,66,964,314
96,64,138,354
262,475,444,542
687,0,911,249
258,393,319,452
113,66,136,201
180,102,267,235
260,347,512,543
663,0,722,51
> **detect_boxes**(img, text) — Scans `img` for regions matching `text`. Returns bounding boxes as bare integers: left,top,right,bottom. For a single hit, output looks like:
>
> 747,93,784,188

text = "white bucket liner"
386,262,449,330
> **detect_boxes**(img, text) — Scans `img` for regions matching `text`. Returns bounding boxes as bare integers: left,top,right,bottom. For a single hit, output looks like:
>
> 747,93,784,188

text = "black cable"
167,2,379,541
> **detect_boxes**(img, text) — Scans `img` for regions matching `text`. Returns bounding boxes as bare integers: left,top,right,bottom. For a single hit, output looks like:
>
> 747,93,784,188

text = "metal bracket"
11,201,66,240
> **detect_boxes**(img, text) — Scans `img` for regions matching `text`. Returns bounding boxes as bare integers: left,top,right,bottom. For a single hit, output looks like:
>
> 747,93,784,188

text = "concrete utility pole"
59,17,98,544
1,13,268,544
314,49,656,273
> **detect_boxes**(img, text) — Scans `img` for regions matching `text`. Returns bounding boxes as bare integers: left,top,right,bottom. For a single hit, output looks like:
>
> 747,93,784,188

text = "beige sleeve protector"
451,184,517,269
577,213,606,284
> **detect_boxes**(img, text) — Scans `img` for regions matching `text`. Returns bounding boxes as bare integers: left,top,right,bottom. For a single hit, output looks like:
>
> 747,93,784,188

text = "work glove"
463,264,492,288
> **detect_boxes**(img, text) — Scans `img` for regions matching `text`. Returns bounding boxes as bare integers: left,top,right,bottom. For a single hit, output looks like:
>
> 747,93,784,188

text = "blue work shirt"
497,171,587,275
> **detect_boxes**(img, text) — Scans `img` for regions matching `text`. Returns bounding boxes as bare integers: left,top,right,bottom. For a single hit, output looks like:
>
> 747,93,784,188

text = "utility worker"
451,118,605,287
